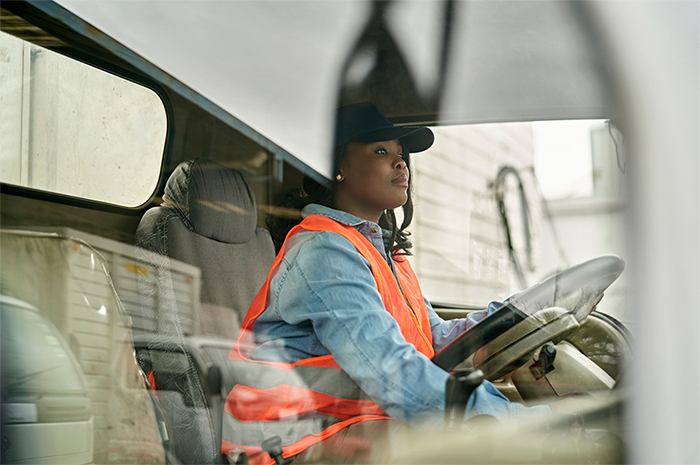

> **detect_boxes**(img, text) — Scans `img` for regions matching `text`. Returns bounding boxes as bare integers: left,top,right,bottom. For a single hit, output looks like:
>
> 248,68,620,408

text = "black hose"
494,166,534,288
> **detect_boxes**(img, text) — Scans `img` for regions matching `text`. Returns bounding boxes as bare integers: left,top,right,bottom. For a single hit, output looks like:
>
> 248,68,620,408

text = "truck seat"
136,157,276,339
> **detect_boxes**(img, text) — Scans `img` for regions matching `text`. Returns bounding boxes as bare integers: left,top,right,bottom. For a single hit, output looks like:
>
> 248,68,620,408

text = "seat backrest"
136,158,276,339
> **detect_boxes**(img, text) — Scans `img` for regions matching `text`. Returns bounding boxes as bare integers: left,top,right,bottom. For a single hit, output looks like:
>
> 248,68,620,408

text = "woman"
222,102,547,464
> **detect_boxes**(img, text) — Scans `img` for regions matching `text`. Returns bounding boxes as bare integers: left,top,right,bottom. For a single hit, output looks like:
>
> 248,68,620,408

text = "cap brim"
355,127,434,153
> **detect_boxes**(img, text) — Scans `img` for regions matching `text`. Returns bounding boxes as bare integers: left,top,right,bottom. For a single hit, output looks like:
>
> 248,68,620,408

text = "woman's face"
334,139,409,223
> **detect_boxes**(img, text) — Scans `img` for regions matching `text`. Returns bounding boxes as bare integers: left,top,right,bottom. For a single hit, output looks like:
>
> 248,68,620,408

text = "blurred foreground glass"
0,230,166,464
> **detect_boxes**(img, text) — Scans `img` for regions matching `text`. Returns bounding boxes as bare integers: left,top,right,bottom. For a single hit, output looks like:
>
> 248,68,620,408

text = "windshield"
410,121,626,319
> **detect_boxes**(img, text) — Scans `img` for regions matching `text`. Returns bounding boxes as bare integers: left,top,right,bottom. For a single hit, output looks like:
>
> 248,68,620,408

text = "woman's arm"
271,230,449,429
268,231,547,429
427,300,504,352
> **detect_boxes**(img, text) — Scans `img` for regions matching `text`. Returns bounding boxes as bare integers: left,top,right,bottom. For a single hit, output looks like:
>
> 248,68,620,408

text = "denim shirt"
252,204,547,430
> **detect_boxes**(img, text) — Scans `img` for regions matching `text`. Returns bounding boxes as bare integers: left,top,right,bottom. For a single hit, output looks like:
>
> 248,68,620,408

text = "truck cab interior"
1,1,698,464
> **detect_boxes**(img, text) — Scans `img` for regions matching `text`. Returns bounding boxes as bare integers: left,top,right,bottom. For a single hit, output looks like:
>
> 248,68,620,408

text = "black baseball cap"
334,102,434,153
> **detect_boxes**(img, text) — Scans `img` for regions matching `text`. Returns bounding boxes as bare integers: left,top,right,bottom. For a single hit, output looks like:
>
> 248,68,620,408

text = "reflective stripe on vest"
222,215,434,464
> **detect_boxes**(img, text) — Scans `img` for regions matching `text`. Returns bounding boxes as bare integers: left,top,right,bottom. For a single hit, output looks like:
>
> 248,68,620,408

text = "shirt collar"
302,204,378,229
302,204,394,255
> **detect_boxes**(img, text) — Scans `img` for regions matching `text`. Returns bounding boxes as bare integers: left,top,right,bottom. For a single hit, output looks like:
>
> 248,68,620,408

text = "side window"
0,31,167,207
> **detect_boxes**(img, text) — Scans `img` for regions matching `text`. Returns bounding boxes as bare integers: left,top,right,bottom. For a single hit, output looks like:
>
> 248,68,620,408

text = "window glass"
1,231,166,463
202,345,234,367
0,31,166,207
411,121,627,322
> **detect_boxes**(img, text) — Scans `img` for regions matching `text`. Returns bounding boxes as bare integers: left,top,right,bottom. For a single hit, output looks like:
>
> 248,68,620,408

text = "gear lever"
262,436,289,464
444,368,484,429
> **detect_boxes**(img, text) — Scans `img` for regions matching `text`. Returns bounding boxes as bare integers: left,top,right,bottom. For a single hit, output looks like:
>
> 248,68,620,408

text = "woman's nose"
395,156,406,169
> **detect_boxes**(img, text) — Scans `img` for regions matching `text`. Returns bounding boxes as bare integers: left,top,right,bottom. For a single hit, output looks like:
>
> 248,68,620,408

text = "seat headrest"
162,158,258,244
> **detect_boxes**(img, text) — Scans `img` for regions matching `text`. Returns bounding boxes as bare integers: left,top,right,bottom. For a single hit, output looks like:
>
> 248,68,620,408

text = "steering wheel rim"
509,254,625,323
432,255,625,374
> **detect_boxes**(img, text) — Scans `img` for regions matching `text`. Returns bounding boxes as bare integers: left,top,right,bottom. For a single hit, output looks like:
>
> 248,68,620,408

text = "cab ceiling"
5,1,614,181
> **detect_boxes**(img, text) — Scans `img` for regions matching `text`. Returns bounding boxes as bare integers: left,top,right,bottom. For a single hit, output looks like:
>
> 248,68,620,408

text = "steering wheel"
432,255,625,378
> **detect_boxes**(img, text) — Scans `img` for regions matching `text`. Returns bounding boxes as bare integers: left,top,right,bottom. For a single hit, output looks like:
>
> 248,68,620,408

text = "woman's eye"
376,148,387,155
398,153,404,159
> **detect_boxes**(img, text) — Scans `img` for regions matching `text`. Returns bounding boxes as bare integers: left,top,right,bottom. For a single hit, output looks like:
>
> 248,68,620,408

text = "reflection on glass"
2,297,87,395
0,231,166,464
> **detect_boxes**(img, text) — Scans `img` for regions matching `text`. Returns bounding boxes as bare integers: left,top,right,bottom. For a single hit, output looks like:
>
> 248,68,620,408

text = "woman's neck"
332,199,383,225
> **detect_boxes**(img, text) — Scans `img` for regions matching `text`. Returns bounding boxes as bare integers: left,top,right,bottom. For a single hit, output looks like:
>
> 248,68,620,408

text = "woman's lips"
392,175,409,187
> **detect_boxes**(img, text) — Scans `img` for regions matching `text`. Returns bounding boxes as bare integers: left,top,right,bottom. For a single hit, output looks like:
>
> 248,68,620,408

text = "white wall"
534,121,628,323
0,31,166,207
538,197,627,323
411,123,541,306
412,120,628,324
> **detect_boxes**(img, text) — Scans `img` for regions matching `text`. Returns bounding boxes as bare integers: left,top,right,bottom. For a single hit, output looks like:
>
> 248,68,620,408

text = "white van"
1,295,93,464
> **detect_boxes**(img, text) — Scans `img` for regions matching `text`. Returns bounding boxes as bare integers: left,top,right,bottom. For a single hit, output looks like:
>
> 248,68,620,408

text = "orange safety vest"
222,214,434,464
